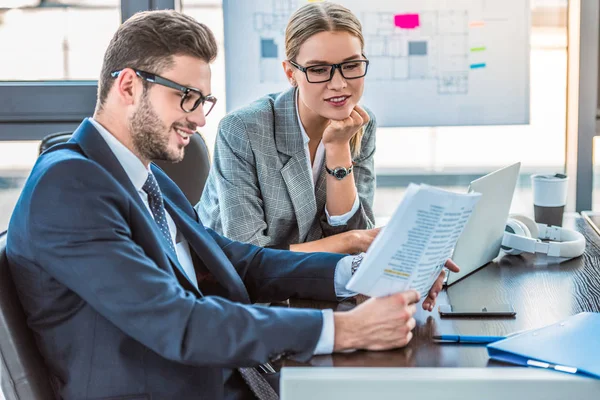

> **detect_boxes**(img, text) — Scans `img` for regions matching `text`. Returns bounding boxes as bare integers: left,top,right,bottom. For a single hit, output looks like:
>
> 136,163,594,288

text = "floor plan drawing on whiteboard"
251,1,491,96
224,0,530,126
252,0,295,84
362,10,472,95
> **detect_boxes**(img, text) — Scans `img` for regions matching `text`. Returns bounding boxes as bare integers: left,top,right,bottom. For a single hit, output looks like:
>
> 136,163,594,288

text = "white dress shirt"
295,92,360,226
89,117,354,355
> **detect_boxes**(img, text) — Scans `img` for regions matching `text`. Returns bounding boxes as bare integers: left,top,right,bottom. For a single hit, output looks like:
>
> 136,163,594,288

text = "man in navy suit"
6,10,455,399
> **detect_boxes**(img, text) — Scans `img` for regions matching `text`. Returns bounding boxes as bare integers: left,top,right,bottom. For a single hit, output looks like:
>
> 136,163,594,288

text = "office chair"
39,131,211,205
37,132,71,155
154,132,211,206
0,232,54,399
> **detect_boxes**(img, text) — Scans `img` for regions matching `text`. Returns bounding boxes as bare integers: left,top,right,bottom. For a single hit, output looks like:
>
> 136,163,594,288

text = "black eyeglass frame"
288,57,370,83
110,68,217,116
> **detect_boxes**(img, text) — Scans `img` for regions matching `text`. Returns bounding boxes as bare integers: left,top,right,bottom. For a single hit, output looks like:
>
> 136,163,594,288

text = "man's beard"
129,93,185,163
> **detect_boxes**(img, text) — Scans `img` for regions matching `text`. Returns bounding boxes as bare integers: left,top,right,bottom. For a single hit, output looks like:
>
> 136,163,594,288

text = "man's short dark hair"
96,10,217,111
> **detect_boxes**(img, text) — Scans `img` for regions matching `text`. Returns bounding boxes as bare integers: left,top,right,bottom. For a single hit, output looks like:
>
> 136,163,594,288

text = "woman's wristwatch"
325,164,354,180
350,253,364,275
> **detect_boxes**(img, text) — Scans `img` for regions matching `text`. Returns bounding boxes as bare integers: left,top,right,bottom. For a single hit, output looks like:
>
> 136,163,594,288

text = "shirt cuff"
314,256,362,355
334,255,358,298
325,193,360,226
313,309,335,355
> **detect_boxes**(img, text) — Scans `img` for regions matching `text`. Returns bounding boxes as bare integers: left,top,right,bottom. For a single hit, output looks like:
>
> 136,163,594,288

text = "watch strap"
351,253,364,275
325,164,354,177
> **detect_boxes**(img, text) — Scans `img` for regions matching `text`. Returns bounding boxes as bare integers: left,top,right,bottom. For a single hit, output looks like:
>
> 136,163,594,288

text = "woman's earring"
291,80,297,87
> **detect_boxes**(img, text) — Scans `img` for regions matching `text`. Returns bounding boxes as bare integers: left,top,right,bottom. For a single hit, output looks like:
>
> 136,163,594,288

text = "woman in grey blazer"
197,2,379,253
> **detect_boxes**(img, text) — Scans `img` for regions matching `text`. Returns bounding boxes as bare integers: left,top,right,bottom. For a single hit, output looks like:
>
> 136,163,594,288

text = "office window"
181,0,225,155
0,0,120,231
0,0,120,81
0,141,39,230
0,0,127,231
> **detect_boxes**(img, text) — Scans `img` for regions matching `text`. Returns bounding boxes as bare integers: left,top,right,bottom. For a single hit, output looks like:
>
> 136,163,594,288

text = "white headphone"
501,214,585,258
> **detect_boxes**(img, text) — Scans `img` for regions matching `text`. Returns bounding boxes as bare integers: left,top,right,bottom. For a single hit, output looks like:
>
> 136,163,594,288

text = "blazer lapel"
72,119,202,296
164,198,251,304
304,159,328,242
314,158,328,216
274,88,318,242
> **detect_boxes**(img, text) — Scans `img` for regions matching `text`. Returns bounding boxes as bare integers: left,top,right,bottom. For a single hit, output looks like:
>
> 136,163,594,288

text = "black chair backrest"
154,132,211,206
0,232,54,399
38,131,211,205
38,132,72,155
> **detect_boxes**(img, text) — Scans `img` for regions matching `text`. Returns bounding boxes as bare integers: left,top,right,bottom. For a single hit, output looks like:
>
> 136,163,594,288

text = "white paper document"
346,184,481,298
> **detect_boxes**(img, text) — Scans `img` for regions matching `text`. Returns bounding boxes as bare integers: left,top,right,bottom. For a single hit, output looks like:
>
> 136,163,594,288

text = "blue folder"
487,312,600,379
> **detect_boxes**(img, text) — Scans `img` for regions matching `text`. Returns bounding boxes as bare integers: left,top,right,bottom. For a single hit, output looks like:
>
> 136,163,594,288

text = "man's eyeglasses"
289,58,369,84
111,69,217,116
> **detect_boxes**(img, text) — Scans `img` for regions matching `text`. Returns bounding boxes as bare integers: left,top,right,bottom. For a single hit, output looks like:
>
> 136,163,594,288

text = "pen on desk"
433,328,529,344
432,334,506,344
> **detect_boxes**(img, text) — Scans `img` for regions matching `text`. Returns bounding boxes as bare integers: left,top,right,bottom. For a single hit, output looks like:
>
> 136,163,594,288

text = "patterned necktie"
238,367,279,400
144,174,278,399
142,173,176,256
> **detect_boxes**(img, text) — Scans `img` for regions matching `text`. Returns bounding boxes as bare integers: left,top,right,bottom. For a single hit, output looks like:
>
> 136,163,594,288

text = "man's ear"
282,61,297,87
113,68,140,106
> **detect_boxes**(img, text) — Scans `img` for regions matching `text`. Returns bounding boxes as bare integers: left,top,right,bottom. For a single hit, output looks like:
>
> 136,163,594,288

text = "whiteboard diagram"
223,0,530,127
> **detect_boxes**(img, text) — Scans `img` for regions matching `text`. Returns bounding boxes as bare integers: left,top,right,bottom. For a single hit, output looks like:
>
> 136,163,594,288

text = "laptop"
447,162,521,285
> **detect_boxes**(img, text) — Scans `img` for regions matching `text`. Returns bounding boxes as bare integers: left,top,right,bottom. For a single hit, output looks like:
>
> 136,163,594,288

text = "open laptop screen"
447,162,521,285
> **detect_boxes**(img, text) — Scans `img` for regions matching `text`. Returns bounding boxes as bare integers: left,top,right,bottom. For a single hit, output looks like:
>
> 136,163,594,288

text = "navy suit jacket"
7,119,345,399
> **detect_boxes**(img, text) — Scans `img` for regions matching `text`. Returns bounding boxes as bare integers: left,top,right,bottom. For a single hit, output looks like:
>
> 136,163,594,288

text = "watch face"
333,167,348,180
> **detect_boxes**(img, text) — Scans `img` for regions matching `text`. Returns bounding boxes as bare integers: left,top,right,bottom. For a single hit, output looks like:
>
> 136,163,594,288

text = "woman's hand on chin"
322,105,370,147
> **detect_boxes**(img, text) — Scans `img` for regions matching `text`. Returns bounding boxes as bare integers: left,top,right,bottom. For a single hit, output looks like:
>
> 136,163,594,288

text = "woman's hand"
422,259,460,311
322,105,370,148
354,293,370,305
346,227,381,254
289,227,379,254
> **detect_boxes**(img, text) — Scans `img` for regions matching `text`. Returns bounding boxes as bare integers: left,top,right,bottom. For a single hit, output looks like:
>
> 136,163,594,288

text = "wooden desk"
281,216,600,399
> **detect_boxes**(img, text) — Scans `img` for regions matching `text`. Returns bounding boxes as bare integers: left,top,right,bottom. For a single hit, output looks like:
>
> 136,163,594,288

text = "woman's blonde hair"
285,2,366,159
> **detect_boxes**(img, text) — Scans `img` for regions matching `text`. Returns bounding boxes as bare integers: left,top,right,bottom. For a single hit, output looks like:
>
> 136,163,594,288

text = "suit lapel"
274,88,318,242
153,227,202,297
72,119,202,296
164,198,251,304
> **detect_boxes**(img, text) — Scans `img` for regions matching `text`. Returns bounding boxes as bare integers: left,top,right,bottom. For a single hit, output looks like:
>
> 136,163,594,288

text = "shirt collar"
295,89,310,146
89,117,150,192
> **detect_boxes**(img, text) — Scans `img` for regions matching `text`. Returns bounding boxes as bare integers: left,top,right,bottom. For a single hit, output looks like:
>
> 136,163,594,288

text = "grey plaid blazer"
196,88,376,248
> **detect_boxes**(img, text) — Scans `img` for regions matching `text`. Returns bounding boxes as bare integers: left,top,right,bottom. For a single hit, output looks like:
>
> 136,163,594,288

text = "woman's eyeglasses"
289,59,369,84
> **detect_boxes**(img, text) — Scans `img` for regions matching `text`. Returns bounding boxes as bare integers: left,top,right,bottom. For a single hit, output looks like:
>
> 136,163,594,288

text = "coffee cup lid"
532,173,568,181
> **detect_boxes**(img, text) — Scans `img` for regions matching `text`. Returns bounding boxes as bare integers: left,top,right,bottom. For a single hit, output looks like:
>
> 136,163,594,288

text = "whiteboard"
223,0,530,127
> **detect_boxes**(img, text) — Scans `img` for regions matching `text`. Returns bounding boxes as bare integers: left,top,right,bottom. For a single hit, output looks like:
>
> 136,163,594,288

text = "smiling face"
128,54,212,163
288,30,365,122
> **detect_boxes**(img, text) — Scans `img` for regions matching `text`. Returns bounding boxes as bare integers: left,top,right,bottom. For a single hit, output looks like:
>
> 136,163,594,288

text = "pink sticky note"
394,14,420,29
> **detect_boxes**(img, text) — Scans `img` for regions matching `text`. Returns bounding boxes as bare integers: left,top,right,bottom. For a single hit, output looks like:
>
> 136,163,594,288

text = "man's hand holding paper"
335,256,459,353
333,290,421,352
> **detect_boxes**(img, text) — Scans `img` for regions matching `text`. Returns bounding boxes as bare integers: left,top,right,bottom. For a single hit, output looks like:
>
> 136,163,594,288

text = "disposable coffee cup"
531,173,568,227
